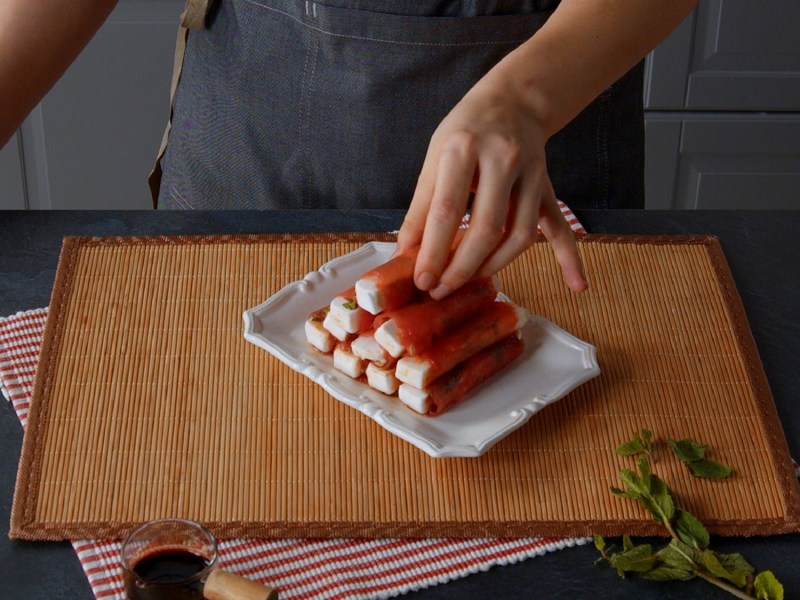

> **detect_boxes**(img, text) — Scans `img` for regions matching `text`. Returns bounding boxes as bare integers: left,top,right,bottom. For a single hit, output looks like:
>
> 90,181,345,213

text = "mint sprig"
668,438,733,480
596,429,784,600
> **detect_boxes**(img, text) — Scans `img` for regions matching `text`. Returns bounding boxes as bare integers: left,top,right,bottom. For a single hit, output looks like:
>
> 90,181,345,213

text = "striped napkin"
0,204,590,599
449,200,585,233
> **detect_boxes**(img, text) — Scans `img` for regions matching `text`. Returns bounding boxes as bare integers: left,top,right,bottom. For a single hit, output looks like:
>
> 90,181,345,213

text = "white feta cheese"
366,362,400,395
398,383,430,414
333,345,364,379
323,310,350,342
329,296,365,333
374,319,406,358
351,334,386,364
304,318,336,353
395,356,429,389
355,277,383,315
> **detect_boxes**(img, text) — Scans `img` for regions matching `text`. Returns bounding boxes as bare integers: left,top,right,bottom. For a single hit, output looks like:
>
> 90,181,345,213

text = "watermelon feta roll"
398,334,525,416
355,248,419,315
395,301,528,389
373,277,497,357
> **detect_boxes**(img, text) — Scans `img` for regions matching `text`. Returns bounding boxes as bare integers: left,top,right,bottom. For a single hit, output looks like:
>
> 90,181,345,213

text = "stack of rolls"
304,249,528,416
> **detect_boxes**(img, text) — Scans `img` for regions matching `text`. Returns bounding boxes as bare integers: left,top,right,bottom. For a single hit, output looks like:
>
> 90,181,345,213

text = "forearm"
486,0,698,138
0,0,118,147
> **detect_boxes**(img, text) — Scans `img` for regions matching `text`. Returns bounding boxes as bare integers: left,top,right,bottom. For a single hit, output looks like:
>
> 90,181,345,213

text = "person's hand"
396,70,587,300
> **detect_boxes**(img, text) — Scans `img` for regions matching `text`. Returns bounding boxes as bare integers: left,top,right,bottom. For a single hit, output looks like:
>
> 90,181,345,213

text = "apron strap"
148,0,211,207
180,0,211,30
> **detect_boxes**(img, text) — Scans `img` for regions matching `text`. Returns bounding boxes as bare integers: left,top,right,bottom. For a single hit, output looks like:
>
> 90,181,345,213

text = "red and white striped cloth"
0,203,587,600
466,200,586,233
558,200,586,234
443,200,585,233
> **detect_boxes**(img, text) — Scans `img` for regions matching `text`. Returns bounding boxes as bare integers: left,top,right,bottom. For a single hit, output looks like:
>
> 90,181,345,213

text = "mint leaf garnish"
596,429,782,598
668,437,732,479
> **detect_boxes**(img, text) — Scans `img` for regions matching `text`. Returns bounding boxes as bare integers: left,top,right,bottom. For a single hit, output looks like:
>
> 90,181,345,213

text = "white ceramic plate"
243,242,600,458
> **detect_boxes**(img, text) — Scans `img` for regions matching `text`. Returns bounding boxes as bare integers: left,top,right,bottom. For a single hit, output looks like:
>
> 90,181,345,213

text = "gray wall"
3,0,182,210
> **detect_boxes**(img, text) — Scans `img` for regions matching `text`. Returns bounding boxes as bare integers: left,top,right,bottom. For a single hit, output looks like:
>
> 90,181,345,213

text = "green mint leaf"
715,551,754,580
616,429,653,457
637,454,652,485
639,497,665,524
639,474,675,525
701,550,740,586
642,563,695,582
642,428,653,447
668,438,732,479
754,570,784,600
609,486,633,498
668,438,707,463
616,439,647,457
701,550,753,588
622,535,634,551
619,469,648,497
658,539,702,571
675,508,710,549
688,458,732,480
609,543,657,574
593,535,606,553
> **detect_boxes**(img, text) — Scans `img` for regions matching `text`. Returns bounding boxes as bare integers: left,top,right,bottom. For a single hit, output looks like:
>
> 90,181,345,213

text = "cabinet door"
646,115,800,209
0,135,26,209
20,0,183,209
646,0,800,111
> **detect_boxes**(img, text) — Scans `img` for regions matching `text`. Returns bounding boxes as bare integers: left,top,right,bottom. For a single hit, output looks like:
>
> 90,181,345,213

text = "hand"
396,71,587,300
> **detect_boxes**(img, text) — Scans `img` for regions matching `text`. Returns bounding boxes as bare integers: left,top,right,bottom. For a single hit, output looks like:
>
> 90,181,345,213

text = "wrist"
478,45,561,140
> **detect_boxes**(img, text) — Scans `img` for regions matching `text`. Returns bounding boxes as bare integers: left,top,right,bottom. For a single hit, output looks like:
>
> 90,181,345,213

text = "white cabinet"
644,0,800,209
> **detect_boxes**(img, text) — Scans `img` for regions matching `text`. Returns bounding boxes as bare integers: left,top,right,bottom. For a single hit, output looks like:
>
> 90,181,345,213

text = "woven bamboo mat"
11,233,800,541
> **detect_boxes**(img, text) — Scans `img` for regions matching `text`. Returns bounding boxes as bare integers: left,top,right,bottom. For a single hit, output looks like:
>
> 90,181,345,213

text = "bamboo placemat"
11,233,800,541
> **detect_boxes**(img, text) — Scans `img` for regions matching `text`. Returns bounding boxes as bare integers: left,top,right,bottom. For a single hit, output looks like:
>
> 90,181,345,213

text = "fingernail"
429,283,451,300
570,273,589,293
417,272,436,291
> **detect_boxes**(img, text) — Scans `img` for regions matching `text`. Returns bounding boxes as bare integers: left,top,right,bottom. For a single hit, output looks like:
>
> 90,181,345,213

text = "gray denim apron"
154,0,643,210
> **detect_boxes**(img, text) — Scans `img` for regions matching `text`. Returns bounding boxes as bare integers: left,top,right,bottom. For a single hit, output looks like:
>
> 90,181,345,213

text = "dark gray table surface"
1,210,798,599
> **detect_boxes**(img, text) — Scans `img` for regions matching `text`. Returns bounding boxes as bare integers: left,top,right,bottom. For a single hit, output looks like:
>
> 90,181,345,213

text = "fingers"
473,174,586,294
401,142,586,298
538,184,588,293
428,141,518,299
399,93,587,298
408,134,477,292
473,167,542,279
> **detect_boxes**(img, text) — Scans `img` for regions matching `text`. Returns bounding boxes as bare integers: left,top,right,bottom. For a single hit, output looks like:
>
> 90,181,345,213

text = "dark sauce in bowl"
123,547,211,600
